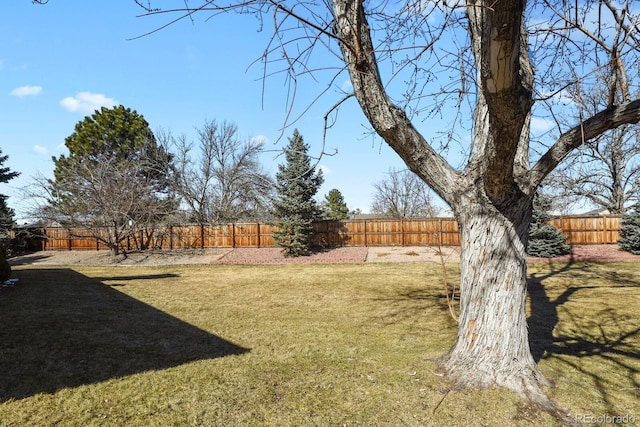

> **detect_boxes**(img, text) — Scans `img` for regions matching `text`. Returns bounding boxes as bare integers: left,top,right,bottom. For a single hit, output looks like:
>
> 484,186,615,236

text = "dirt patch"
211,247,368,265
9,248,231,267
366,246,461,263
367,245,640,264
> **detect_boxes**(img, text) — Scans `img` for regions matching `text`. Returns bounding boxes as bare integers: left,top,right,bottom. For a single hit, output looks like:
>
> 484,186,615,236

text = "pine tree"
0,148,19,280
272,130,324,257
53,105,171,189
46,105,175,255
527,194,571,257
323,188,350,220
618,204,640,255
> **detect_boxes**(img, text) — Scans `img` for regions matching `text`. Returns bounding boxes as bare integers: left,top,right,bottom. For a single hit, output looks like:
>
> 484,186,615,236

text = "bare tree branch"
168,119,274,223
530,98,640,189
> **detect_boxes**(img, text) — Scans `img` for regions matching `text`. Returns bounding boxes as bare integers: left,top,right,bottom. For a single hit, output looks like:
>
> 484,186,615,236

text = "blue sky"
3,2,633,222
1,1,418,221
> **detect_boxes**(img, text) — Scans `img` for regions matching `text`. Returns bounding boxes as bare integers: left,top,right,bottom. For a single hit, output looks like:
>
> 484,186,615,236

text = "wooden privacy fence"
36,215,622,251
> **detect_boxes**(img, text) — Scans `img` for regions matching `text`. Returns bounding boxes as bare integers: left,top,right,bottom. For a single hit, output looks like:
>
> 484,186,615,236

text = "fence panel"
401,218,461,246
202,224,230,248
340,221,366,246
165,225,200,249
363,220,404,246
550,215,621,245
35,215,621,251
313,221,352,246
439,218,461,246
232,223,260,247
44,227,71,251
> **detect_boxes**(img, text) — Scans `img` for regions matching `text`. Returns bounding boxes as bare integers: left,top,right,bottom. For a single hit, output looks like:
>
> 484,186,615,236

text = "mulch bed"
210,246,369,265
528,245,640,264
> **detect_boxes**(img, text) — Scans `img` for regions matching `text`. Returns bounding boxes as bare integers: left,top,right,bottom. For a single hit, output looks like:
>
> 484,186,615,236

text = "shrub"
528,194,571,258
618,204,640,255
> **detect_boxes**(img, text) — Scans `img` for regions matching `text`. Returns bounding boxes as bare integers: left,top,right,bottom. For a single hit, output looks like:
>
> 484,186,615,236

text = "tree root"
434,355,578,426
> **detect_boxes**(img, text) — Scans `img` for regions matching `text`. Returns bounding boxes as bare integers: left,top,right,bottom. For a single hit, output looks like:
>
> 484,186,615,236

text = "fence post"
364,220,368,247
232,223,236,248
401,218,405,246
257,222,261,248
200,224,205,249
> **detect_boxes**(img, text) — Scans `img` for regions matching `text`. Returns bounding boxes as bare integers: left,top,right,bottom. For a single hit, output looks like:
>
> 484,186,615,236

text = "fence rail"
20,215,622,252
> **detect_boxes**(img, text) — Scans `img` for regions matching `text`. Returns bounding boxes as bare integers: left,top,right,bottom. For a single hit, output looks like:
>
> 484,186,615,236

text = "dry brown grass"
0,262,637,426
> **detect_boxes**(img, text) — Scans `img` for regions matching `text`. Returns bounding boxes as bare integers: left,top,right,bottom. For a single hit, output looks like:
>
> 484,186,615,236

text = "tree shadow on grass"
527,260,640,413
0,268,249,402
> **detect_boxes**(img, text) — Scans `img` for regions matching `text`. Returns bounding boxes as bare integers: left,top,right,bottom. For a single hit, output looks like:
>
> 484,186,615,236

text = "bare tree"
77,0,640,415
370,168,440,218
545,72,640,214
168,120,274,224
33,148,177,255
548,126,640,213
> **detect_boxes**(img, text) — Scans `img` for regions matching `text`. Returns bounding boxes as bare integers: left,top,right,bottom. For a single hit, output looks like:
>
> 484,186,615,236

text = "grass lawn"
1,261,638,426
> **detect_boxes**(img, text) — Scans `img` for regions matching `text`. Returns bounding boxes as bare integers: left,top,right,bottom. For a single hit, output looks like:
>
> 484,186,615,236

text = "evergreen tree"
272,130,324,257
0,150,19,242
45,105,175,255
527,194,571,257
0,148,19,280
323,188,350,220
618,204,640,255
53,105,171,188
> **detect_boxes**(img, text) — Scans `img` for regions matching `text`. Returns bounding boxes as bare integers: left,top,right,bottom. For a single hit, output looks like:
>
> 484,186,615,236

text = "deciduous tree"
54,0,640,415
166,120,274,224
370,168,441,218
545,72,640,213
42,106,176,255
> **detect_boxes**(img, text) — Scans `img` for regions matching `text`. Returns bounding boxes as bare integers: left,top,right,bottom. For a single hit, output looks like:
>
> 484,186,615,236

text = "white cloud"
319,165,332,175
33,145,49,155
10,85,43,97
60,91,117,113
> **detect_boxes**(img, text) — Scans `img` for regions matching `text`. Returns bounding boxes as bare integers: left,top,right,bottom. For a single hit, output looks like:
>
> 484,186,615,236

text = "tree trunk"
437,200,563,413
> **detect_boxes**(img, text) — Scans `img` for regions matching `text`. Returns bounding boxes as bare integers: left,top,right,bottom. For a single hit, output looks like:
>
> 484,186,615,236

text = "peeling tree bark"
437,197,558,410
330,0,640,415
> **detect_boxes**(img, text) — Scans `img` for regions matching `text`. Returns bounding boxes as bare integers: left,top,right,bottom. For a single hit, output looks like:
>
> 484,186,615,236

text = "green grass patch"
1,262,638,426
